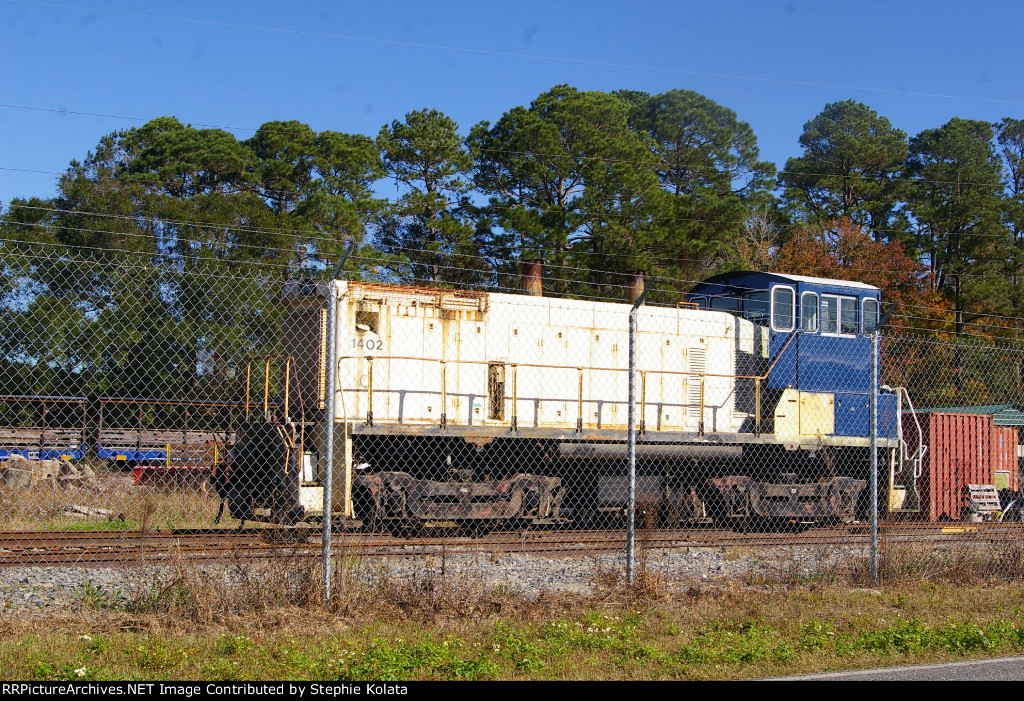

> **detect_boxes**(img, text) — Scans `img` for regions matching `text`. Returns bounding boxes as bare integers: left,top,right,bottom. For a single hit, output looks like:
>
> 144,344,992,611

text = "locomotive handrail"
337,353,736,432
244,359,255,422
242,354,304,422
759,328,801,381
263,356,274,421
752,328,801,435
334,331,848,435
889,385,927,480
336,330,794,383
511,363,518,431
336,354,742,379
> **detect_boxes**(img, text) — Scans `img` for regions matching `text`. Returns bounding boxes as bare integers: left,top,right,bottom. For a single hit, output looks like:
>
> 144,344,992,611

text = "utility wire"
6,231,1024,337
1,102,1018,193
0,217,931,288
0,212,1014,296
8,0,1024,106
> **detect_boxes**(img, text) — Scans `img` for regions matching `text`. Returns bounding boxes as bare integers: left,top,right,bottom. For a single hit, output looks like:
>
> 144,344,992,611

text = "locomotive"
213,270,923,532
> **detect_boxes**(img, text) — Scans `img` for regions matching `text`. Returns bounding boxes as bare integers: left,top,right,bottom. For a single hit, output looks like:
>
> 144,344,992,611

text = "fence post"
627,276,653,585
870,328,879,585
322,279,339,604
323,242,352,605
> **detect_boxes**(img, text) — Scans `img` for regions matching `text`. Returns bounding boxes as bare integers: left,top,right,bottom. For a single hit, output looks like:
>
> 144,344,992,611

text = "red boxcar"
903,412,1019,521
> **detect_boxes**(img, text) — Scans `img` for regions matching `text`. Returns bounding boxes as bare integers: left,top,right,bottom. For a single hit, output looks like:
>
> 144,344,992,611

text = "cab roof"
696,271,880,292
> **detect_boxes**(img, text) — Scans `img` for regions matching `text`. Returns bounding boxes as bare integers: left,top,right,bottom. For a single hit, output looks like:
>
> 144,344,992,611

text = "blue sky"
1,0,1022,208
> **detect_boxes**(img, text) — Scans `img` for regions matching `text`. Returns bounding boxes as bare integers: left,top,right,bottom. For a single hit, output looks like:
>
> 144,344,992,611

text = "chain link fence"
3,243,1024,588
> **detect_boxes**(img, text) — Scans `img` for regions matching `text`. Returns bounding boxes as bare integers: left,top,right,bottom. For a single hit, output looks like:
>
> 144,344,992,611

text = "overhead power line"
7,0,1024,106
0,202,966,279
1,101,1018,193
4,220,1024,334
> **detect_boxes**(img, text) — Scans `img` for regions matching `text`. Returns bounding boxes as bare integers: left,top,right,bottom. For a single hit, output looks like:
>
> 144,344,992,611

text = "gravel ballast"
0,544,867,616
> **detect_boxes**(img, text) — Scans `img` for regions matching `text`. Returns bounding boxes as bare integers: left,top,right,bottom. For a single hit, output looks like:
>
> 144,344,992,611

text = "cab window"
822,294,858,336
742,290,769,322
710,295,739,313
771,286,795,331
801,292,819,332
863,298,880,334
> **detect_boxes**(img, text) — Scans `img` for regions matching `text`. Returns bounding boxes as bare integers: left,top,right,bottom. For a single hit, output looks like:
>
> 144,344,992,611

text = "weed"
84,635,111,653
543,618,616,652
722,546,751,561
0,464,236,532
8,582,1024,680
74,580,122,611
798,620,835,652
216,633,256,655
851,531,1024,587
624,643,660,661
491,622,545,673
136,640,177,672
32,660,57,679
138,494,158,535
855,618,932,654
64,519,136,531
338,638,497,681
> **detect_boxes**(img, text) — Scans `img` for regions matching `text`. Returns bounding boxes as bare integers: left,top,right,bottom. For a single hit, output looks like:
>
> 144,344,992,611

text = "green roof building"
917,404,1024,429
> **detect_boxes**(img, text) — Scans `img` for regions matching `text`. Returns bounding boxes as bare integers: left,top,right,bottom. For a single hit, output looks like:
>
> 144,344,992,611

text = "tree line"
2,85,1023,399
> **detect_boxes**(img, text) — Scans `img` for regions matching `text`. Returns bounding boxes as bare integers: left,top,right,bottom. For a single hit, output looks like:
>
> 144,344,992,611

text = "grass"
6,583,1024,681
5,548,1024,681
0,460,241,531
64,519,138,531
6,484,1024,680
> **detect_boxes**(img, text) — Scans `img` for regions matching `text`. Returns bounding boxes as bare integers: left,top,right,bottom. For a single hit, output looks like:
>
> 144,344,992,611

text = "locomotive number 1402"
352,338,384,352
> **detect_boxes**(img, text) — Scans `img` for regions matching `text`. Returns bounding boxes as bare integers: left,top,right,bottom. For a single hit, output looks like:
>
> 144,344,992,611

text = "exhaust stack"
626,272,647,303
521,260,543,296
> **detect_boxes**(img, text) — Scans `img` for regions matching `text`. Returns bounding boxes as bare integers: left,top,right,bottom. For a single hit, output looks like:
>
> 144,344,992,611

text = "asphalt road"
771,655,1024,681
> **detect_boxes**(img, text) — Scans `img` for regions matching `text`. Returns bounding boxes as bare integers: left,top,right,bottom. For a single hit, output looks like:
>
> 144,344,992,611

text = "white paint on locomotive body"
327,281,767,435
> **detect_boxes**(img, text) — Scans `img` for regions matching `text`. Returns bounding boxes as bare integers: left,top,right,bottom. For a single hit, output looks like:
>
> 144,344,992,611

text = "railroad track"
1,522,1021,566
